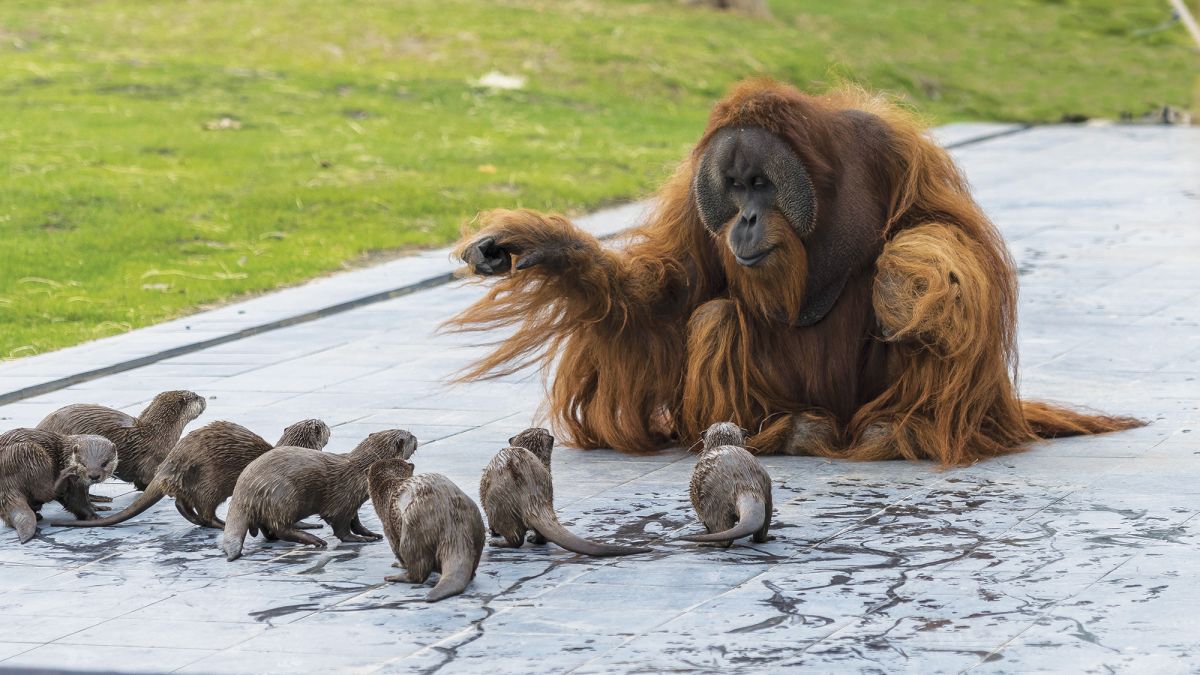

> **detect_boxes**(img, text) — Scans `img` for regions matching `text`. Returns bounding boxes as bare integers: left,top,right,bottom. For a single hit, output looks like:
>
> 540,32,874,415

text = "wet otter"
368,458,485,602
221,429,417,560
50,419,330,529
0,433,117,542
480,428,650,557
37,390,207,491
680,422,773,546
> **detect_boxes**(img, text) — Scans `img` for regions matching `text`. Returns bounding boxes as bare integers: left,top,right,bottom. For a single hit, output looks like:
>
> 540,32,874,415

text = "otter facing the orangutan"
450,79,1142,464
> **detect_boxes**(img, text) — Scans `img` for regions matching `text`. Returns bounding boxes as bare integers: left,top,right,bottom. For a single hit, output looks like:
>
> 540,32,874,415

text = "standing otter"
680,422,773,546
368,458,485,602
480,428,650,557
221,429,417,561
37,390,207,491
0,433,117,542
49,419,330,529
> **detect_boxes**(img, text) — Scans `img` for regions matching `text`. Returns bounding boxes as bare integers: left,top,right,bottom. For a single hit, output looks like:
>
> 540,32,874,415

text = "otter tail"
527,511,650,557
1022,400,1145,439
426,552,477,603
3,500,39,544
680,492,766,543
221,505,251,561
49,481,166,528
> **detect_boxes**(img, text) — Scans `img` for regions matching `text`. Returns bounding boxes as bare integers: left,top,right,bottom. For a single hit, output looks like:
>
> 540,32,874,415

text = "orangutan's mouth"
734,247,774,267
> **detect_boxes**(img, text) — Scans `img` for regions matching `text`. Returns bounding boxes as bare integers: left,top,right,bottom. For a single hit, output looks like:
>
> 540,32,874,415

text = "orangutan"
446,78,1142,464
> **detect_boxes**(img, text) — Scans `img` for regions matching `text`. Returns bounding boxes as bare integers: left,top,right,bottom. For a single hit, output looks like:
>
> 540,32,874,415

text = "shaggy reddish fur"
446,79,1142,464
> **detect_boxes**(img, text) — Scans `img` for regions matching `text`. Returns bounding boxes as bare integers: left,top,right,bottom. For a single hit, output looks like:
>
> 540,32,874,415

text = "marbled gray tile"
1,643,217,673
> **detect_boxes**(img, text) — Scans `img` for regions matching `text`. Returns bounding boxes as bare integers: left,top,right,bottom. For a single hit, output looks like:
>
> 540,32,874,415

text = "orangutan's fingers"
463,236,513,276
514,249,552,271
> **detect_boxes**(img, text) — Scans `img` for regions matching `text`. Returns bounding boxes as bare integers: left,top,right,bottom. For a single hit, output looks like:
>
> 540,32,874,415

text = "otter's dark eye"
101,460,110,468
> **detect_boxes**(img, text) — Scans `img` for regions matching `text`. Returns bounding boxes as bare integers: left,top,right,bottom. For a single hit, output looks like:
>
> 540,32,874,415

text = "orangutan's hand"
461,235,514,276
458,209,587,277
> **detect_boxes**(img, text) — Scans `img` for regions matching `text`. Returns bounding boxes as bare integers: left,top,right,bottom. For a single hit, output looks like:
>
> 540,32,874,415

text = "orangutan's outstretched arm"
447,208,701,451
455,209,682,328
447,208,696,405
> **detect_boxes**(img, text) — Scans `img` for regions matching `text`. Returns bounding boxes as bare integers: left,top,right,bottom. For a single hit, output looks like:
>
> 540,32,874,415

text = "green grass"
1,0,1195,359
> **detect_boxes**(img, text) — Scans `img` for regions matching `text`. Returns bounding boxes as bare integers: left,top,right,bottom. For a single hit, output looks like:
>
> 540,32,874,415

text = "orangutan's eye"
752,176,765,188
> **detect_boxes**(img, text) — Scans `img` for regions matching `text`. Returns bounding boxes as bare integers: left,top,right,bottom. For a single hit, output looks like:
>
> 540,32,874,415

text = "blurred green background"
1,0,1196,359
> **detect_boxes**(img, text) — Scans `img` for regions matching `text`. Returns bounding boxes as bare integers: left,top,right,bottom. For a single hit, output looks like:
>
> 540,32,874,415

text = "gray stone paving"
0,124,1197,674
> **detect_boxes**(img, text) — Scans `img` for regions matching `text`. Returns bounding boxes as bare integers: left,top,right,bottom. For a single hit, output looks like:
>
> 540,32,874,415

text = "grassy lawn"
1,0,1195,359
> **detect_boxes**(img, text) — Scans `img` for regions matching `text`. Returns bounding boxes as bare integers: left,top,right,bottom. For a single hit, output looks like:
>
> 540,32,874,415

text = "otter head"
142,390,207,426
702,422,745,451
277,419,331,450
509,427,554,468
367,457,415,499
62,435,118,486
355,429,418,466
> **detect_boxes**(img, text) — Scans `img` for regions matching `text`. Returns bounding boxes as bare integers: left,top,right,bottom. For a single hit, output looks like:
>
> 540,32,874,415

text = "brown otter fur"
37,390,206,491
50,419,330,529
681,422,773,546
221,429,417,560
0,433,117,542
368,458,485,602
480,428,650,557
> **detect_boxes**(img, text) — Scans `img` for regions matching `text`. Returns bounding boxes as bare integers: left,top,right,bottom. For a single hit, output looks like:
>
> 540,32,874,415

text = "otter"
680,422,773,546
36,390,207,492
221,429,417,561
0,433,117,542
480,428,650,557
50,419,330,529
368,458,485,602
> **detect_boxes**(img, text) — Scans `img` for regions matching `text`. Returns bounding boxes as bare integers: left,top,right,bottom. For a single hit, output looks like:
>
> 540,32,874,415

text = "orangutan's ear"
692,131,739,233
794,110,890,326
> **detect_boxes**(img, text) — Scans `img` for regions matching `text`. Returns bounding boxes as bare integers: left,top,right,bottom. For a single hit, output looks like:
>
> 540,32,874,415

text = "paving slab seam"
962,553,1143,672
0,644,42,665
923,475,1099,576
556,450,696,509
943,434,1178,580
357,548,656,673
0,589,180,666
418,412,529,449
163,589,365,674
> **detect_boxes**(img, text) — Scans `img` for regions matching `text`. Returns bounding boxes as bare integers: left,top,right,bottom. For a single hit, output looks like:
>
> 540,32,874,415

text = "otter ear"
692,131,738,232
793,110,890,326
